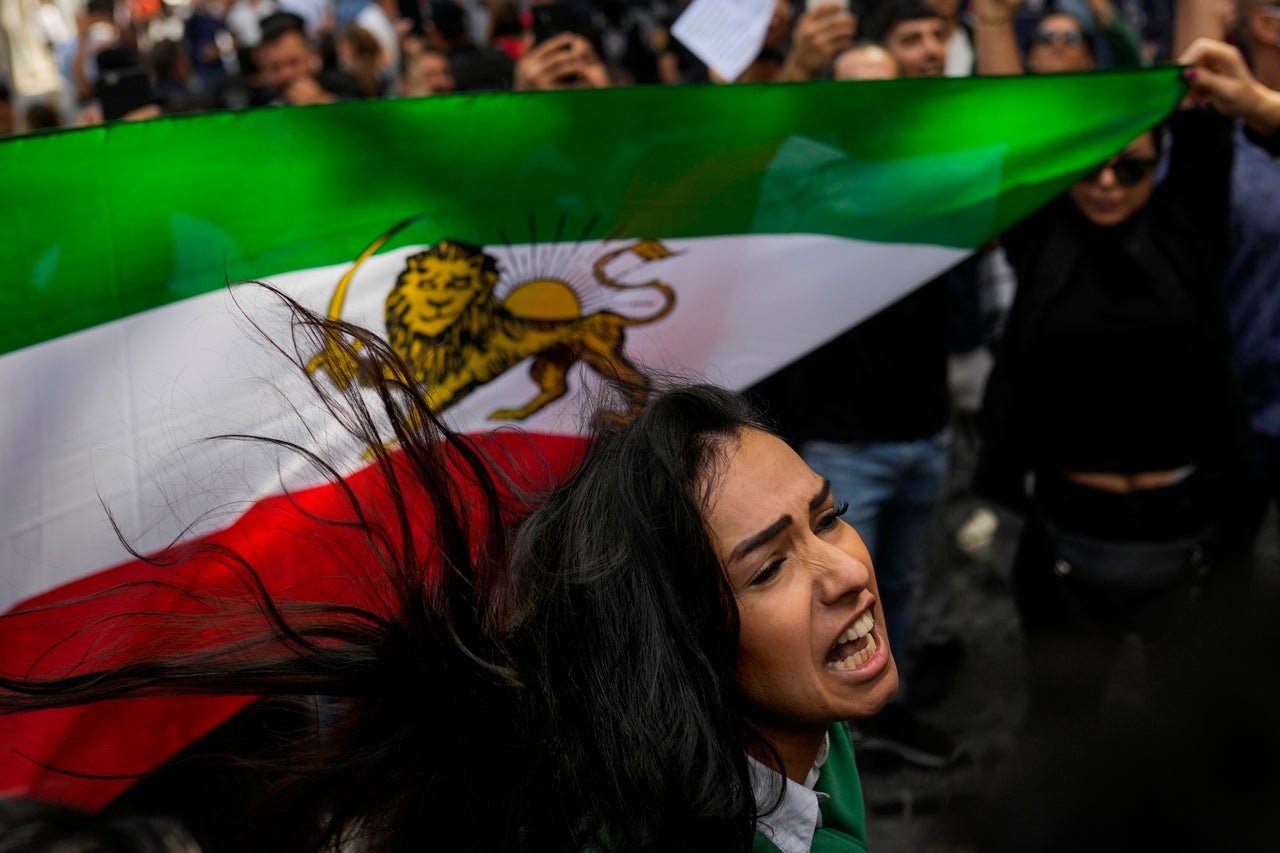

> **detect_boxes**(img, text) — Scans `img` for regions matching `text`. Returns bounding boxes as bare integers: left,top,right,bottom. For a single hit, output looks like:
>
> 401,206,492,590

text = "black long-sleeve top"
974,108,1252,512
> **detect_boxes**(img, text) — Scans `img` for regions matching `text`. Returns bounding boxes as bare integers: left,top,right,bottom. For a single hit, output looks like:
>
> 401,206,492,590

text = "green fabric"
752,722,868,853
0,70,1187,357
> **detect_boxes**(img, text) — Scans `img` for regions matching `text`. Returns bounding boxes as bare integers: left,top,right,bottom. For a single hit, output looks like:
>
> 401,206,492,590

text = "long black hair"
505,384,776,850
0,287,779,852
1,283,536,851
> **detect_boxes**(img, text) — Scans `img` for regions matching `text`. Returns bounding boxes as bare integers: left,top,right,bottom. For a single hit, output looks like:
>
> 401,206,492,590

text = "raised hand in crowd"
1181,36,1280,136
280,73,339,105
513,32,609,91
972,0,1027,75
778,2,858,81
1172,0,1224,56
1083,0,1148,66
1084,0,1119,28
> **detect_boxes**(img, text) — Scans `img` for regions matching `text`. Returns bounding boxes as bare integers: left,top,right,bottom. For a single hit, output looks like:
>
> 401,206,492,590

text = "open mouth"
825,610,877,671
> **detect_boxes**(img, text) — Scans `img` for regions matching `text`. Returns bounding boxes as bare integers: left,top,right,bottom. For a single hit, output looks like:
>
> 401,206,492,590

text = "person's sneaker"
851,701,966,769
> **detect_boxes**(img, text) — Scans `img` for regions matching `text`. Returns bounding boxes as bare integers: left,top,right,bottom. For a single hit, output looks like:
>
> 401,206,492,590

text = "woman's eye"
817,501,850,532
750,558,785,587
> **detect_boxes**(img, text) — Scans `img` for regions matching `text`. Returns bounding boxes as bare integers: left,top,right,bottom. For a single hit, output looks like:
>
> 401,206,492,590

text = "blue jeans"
801,435,948,679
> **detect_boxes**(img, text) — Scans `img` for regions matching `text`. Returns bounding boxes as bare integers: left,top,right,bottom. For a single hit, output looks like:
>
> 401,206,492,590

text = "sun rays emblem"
305,216,678,422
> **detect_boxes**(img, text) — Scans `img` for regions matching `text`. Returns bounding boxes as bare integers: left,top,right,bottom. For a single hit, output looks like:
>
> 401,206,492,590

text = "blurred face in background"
399,36,457,97
257,30,318,95
884,17,946,77
833,44,900,80
413,49,456,95
1026,14,1094,73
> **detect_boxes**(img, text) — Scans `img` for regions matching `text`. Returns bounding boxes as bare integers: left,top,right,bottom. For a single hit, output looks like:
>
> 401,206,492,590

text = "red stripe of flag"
0,432,586,811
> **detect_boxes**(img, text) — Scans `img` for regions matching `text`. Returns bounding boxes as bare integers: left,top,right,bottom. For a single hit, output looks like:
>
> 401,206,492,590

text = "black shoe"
852,702,966,769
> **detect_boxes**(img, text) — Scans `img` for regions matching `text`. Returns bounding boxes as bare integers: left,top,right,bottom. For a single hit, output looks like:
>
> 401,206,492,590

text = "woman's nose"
816,540,872,602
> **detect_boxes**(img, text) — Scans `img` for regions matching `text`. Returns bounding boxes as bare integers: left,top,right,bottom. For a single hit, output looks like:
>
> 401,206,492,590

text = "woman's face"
1026,14,1093,74
703,429,898,737
1068,131,1159,227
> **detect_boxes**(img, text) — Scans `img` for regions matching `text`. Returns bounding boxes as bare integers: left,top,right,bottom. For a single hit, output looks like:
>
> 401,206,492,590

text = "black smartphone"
98,66,153,121
532,3,584,44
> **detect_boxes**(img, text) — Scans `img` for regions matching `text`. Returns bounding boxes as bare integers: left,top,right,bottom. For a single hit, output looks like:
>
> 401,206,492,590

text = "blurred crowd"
0,0,1221,135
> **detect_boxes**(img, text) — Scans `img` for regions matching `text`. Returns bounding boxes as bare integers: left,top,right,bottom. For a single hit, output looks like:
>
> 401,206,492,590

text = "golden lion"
307,235,676,422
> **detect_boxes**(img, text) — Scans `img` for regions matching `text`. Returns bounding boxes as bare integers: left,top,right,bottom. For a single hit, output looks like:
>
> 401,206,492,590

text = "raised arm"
1085,0,1147,67
1172,0,1223,59
778,3,857,82
1181,37,1280,140
973,0,1025,75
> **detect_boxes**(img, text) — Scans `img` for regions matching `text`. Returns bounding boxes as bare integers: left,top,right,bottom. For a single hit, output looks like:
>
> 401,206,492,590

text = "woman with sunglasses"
971,0,1257,762
0,300,898,853
1023,1,1145,74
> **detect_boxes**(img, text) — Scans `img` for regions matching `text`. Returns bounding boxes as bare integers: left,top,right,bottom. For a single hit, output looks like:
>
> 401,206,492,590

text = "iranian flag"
0,70,1184,810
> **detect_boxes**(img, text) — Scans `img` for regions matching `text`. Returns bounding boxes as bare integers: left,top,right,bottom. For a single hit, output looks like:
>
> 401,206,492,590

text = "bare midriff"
1062,465,1196,494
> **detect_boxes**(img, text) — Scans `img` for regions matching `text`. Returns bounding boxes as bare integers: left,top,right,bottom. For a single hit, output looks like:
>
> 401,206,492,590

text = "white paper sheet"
671,0,777,83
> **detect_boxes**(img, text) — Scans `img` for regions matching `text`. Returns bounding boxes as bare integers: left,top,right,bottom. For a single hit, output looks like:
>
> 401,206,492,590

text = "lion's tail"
324,215,423,322
306,216,423,385
592,240,678,326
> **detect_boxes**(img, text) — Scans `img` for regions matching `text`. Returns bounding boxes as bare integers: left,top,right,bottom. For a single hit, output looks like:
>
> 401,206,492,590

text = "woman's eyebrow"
727,480,833,564
810,479,832,511
728,515,792,564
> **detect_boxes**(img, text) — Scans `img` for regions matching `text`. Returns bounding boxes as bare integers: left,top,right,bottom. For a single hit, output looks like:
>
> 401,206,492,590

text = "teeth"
827,634,877,670
834,611,875,646
825,612,877,671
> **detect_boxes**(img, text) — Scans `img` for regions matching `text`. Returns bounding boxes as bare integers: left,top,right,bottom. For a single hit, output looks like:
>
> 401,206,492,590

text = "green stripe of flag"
0,67,1185,357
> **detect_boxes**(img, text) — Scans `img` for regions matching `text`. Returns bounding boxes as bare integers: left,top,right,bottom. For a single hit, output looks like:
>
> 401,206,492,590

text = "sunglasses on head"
1031,30,1085,47
1081,155,1158,186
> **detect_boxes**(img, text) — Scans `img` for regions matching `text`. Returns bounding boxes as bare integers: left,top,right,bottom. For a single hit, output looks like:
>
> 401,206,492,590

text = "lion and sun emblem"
306,219,678,423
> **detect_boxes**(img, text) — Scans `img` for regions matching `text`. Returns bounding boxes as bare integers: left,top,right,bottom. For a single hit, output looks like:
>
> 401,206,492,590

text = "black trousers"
1011,470,1240,724
975,469,1269,853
